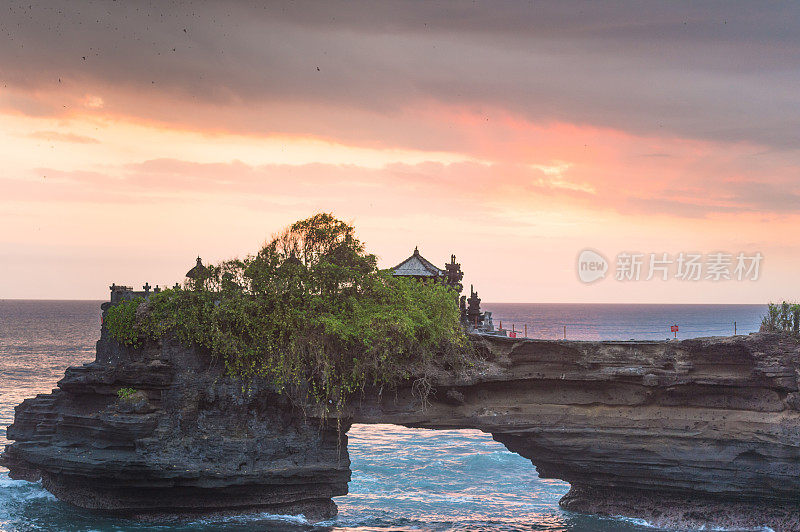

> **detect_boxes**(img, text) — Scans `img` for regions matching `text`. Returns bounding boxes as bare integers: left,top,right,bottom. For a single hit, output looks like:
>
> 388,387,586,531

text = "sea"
0,300,769,532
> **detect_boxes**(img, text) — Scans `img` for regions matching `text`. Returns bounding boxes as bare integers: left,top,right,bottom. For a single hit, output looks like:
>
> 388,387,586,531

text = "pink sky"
1,2,798,302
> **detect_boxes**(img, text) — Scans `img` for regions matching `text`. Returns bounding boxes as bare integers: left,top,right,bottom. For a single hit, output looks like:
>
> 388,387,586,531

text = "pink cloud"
27,130,100,143
9,152,797,221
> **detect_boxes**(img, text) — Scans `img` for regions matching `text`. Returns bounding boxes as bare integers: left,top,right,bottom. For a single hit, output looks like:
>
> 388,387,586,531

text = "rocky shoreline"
3,305,800,530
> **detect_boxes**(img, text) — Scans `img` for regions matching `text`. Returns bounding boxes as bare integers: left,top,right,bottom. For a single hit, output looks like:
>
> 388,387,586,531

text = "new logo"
577,249,608,284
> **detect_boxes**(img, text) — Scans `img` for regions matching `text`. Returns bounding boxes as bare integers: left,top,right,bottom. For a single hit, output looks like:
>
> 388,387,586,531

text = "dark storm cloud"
2,1,800,148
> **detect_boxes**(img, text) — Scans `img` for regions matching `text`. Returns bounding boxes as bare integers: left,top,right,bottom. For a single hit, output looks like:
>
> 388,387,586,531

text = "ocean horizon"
0,298,768,339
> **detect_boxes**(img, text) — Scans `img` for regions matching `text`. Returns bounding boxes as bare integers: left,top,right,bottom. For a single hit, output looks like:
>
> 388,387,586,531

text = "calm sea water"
0,300,769,532
484,303,766,341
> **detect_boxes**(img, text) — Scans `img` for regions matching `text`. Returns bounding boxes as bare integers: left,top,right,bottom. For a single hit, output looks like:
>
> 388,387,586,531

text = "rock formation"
3,307,800,530
1,316,350,520
347,334,800,530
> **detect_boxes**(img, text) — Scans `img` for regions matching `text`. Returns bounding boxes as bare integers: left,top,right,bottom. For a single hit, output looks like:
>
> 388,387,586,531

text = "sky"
1,1,799,302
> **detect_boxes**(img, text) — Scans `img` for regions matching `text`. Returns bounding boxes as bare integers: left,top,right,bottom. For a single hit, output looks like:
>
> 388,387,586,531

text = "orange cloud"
28,130,100,143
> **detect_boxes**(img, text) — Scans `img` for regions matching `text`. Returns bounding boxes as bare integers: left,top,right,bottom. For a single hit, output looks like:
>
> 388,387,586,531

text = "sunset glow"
1,2,798,302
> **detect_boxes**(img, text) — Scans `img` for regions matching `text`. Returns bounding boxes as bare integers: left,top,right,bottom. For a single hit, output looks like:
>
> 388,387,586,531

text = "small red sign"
670,325,679,332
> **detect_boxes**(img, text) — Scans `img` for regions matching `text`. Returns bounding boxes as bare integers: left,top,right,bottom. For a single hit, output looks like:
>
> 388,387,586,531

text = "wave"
0,474,57,502
613,514,776,532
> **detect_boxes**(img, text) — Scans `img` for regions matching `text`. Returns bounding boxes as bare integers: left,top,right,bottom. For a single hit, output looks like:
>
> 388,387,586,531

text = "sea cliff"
3,310,800,530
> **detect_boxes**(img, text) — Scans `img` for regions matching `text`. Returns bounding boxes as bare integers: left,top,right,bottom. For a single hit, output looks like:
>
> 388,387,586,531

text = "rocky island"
3,216,800,530
4,321,800,530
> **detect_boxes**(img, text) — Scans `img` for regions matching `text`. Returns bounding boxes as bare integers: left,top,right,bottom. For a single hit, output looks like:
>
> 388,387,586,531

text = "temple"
390,247,445,280
106,257,208,304
390,248,499,333
390,247,464,290
185,256,209,280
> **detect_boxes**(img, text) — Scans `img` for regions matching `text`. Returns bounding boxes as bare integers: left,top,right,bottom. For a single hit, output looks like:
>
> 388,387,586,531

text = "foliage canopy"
105,214,471,411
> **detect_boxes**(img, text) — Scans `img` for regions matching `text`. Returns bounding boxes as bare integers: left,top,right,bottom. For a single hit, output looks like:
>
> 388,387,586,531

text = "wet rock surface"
3,314,800,530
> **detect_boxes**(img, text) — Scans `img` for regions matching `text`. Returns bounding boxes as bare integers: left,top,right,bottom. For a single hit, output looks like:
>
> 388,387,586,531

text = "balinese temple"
391,248,494,331
185,256,210,289
186,256,209,280
390,247,445,280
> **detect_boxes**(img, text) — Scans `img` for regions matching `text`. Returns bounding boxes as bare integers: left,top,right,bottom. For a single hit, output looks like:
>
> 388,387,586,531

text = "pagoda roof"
186,256,210,279
391,247,444,277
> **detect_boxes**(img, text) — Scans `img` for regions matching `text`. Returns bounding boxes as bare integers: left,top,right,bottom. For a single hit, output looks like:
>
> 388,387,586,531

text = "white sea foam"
697,526,775,532
612,515,656,527
186,510,311,526
0,474,56,502
613,514,776,532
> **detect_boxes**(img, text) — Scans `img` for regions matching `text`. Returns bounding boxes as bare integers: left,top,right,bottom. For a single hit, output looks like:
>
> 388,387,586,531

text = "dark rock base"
41,473,341,522
561,485,800,532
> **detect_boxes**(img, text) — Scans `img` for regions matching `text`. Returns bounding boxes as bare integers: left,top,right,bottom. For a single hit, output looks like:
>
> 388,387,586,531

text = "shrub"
117,387,138,400
105,297,144,348
105,214,471,413
761,301,800,336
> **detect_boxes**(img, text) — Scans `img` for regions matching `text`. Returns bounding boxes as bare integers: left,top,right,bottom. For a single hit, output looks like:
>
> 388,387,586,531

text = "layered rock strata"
2,322,349,520
347,334,800,530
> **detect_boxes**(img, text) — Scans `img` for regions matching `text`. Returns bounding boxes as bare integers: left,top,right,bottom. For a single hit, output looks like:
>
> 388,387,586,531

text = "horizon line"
0,298,772,306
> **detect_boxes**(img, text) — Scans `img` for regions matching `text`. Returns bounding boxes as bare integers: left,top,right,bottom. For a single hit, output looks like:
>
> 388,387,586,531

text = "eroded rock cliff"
1,322,349,520
3,313,800,530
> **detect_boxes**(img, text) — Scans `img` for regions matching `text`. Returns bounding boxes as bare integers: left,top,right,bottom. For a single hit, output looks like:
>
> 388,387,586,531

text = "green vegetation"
117,387,138,400
105,213,471,413
761,301,800,336
105,297,144,348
